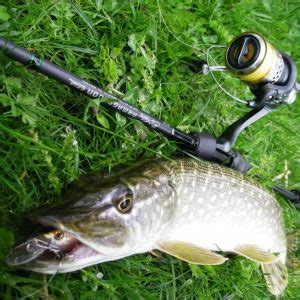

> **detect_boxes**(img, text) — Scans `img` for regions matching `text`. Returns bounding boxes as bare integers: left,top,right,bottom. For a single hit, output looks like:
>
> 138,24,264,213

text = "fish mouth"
6,227,104,274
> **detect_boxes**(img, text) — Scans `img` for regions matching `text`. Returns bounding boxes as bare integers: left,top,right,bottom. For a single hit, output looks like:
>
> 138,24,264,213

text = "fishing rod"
0,32,298,173
0,36,235,167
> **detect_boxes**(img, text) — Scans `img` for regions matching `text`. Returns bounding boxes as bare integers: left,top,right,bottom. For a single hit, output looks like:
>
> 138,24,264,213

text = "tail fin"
261,253,288,296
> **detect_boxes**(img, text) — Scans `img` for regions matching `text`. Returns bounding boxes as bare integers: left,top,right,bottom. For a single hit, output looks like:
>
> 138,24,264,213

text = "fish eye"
117,195,133,213
54,230,64,240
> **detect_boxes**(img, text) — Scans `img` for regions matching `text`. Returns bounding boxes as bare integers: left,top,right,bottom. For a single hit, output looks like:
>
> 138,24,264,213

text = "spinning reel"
225,32,298,108
193,32,298,171
0,32,298,174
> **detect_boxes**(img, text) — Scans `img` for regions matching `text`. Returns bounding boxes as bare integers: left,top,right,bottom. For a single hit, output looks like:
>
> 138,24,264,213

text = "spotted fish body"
163,159,286,255
7,158,287,296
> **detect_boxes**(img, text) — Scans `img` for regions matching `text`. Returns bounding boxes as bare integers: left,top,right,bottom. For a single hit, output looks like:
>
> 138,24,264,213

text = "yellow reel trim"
238,43,276,84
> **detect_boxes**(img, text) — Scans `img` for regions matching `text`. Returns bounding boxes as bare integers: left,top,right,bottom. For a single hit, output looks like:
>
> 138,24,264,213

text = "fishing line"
18,236,64,299
191,45,248,122
206,45,248,105
19,267,60,300
68,0,98,37
156,0,207,53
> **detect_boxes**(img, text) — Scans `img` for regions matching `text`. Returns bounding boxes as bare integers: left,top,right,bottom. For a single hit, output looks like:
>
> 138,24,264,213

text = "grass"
0,0,299,298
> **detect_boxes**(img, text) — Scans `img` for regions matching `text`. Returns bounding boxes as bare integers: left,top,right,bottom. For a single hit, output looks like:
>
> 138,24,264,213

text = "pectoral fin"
234,245,279,263
157,241,228,265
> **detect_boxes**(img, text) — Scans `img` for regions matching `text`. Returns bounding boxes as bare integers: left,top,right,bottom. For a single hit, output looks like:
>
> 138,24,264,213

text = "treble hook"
31,238,63,258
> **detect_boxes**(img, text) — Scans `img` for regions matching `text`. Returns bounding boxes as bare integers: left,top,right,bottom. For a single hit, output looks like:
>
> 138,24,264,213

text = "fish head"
7,161,177,273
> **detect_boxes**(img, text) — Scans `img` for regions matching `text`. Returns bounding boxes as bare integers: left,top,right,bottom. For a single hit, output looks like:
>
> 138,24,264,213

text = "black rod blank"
0,37,238,166
0,37,196,147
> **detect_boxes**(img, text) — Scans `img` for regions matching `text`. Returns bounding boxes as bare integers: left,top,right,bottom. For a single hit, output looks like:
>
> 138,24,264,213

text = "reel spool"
225,32,286,85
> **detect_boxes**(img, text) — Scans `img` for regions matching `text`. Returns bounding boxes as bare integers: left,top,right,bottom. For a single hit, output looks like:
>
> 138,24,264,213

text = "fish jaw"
22,241,158,274
7,227,156,274
36,215,130,255
22,243,102,274
20,236,159,274
23,250,141,274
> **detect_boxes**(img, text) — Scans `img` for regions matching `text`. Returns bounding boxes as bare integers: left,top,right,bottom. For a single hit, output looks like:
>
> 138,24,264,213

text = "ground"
0,0,299,299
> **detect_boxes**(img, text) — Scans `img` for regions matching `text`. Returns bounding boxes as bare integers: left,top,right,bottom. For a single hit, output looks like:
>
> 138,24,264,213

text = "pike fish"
7,158,287,296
